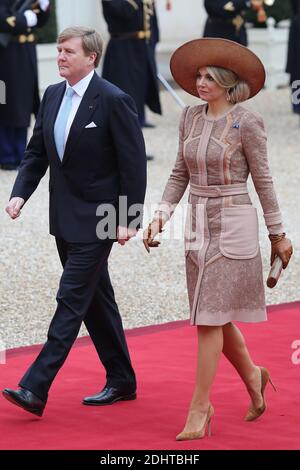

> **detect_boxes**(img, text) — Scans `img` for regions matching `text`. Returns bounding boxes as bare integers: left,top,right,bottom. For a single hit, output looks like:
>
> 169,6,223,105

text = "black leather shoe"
83,386,136,406
146,155,154,161
2,388,45,417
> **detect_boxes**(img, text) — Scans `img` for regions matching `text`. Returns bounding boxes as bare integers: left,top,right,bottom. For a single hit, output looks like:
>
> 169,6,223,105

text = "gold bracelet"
150,216,164,233
269,233,286,243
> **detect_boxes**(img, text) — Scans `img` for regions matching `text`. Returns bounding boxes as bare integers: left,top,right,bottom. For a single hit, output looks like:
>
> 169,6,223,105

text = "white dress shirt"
58,70,95,148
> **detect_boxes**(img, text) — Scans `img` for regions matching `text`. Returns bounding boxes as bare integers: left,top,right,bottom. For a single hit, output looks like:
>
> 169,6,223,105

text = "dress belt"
189,182,248,198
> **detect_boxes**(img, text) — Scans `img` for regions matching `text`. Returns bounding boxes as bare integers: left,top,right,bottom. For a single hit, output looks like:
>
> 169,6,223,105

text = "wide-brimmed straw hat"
170,38,265,99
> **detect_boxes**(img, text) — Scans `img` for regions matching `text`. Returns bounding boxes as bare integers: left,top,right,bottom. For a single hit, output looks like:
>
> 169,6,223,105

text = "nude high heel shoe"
245,366,276,422
176,404,214,441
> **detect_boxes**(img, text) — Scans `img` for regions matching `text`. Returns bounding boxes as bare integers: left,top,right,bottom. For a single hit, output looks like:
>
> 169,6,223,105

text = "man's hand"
117,226,137,246
5,197,25,220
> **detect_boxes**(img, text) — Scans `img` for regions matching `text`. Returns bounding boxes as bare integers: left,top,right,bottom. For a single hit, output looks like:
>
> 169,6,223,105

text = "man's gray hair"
58,27,103,68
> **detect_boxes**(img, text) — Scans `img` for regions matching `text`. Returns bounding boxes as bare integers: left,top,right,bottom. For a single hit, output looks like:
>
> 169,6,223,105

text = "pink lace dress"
158,104,283,325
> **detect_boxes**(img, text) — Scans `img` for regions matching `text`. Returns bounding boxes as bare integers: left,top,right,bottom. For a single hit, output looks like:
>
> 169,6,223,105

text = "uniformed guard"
203,1,265,46
0,0,50,170
101,0,162,130
286,0,300,114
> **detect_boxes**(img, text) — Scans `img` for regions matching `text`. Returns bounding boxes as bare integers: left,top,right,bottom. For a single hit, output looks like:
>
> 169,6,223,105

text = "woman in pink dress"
143,38,293,441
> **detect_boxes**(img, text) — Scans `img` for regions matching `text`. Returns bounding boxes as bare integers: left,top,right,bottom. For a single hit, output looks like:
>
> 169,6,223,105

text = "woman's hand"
143,217,164,253
269,233,293,269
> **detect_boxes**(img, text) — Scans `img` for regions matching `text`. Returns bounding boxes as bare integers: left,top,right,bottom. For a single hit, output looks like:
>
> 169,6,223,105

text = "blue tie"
54,87,75,160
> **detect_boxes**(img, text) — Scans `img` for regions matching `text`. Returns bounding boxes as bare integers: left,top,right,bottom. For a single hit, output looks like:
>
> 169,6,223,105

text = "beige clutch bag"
267,257,283,288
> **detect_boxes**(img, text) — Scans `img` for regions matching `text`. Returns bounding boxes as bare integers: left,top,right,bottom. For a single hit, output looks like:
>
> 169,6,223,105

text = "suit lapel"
61,74,100,166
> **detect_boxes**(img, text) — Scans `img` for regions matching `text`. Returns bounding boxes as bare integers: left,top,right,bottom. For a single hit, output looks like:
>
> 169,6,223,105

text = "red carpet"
0,302,299,450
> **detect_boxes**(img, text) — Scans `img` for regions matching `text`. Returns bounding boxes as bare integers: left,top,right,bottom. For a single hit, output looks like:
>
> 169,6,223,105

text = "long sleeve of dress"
156,106,190,220
240,111,284,235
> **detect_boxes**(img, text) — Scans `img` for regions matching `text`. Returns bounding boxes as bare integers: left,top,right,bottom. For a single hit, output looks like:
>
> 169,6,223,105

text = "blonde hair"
207,66,250,104
58,27,103,68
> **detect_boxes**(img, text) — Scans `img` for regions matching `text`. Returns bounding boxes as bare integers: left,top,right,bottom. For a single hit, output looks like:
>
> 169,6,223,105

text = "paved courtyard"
0,86,299,349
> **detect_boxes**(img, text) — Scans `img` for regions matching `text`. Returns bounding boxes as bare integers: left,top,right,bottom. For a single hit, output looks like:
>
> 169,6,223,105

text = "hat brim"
170,38,265,99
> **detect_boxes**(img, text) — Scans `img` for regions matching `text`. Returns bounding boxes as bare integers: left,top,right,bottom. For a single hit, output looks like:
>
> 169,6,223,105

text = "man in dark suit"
286,0,300,114
0,0,50,170
2,26,146,417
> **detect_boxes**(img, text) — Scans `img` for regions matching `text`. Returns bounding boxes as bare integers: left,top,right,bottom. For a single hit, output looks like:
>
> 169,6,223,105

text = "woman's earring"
226,89,231,102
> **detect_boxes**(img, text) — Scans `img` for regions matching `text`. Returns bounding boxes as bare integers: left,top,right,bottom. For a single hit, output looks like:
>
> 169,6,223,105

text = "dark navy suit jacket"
11,72,147,242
